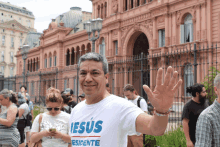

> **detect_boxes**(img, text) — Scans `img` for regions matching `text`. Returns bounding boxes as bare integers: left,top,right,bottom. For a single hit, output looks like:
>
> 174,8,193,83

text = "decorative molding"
112,0,118,14
120,19,153,47
121,12,151,27
133,23,141,32
157,16,165,24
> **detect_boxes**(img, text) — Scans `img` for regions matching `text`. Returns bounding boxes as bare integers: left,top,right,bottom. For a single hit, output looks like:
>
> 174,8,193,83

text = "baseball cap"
79,93,85,98
64,88,74,95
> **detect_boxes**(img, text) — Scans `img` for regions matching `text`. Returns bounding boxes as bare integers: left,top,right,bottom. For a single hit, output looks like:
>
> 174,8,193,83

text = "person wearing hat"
64,88,77,109
79,93,85,102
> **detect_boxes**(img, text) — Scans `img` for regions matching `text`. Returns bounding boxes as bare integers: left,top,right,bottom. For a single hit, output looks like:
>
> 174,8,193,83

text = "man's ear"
196,92,200,97
214,87,218,95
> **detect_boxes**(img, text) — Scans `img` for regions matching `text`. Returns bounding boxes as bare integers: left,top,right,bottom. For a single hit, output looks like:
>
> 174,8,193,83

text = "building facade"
15,0,220,103
0,1,35,77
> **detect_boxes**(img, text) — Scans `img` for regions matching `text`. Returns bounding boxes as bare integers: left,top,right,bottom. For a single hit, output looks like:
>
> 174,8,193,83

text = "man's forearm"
149,114,168,136
182,122,191,141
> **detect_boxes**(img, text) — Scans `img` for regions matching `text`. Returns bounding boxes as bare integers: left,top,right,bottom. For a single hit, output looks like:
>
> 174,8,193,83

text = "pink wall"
15,0,220,100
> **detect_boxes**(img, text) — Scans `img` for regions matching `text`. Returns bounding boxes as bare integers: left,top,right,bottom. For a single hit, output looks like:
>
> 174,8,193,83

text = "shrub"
202,66,220,105
33,105,40,119
145,125,186,147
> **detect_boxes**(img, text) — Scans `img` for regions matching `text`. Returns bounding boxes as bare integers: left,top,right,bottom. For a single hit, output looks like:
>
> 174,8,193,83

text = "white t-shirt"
128,96,148,112
69,95,144,147
31,111,70,147
19,103,29,119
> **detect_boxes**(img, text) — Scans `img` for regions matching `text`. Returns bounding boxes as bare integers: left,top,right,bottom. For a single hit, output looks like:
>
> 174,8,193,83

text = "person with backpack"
123,84,148,147
61,93,72,114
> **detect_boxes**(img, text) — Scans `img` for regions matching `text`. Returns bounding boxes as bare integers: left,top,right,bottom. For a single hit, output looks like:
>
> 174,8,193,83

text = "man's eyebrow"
79,69,100,72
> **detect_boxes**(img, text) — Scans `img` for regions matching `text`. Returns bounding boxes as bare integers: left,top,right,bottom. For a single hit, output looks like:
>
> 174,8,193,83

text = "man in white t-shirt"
69,52,182,147
123,84,148,147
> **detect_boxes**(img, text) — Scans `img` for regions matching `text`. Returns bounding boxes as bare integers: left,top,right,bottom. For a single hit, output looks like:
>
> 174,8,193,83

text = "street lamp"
20,44,30,84
84,18,103,52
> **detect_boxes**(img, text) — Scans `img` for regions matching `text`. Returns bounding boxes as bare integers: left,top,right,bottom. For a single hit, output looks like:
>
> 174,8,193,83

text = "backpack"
63,106,71,114
137,97,145,108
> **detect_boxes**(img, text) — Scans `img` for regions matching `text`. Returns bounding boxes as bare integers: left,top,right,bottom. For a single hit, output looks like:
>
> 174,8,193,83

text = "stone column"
201,3,206,40
165,13,169,46
153,18,157,48
65,53,67,66
195,6,200,41
127,0,130,10
118,30,122,55
207,0,212,43
74,51,77,65
109,31,112,56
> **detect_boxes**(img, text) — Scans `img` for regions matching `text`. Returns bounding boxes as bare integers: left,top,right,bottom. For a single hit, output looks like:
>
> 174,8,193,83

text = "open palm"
143,66,182,113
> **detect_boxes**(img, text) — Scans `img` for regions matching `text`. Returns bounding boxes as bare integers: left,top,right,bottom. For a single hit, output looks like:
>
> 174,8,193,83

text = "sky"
1,0,92,33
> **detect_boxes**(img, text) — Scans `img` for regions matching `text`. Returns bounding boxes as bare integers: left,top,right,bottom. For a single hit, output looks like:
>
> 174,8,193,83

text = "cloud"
34,20,51,33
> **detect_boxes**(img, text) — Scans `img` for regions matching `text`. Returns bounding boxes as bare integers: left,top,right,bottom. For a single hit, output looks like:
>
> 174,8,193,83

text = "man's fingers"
163,66,173,86
143,85,154,99
156,68,163,86
172,79,182,92
167,71,178,89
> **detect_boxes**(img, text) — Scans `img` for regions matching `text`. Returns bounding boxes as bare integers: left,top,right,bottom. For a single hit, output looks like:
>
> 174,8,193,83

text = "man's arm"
195,115,212,147
182,118,191,142
137,66,182,136
136,112,168,136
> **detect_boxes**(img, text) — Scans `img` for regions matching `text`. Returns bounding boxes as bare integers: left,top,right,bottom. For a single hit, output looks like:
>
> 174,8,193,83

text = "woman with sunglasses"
30,88,71,147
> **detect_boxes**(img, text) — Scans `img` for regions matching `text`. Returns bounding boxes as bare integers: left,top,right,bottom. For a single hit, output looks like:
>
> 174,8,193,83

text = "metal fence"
2,42,220,128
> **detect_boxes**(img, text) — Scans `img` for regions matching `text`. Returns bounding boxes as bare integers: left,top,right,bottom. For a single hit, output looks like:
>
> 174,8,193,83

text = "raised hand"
143,66,182,113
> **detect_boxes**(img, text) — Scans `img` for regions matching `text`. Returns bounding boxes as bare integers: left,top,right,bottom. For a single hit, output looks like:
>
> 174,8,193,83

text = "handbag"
29,113,43,147
17,114,27,130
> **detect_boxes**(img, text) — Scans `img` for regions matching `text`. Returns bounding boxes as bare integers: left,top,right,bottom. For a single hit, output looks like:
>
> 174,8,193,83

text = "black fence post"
141,52,144,97
140,52,146,145
112,78,114,95
0,73,4,91
194,43,197,84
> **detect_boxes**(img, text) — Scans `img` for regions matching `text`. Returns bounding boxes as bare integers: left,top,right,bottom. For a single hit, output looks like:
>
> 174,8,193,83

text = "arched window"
181,14,193,43
49,53,52,68
54,52,57,67
44,54,47,68
99,39,105,56
71,48,74,65
184,64,194,96
66,50,70,66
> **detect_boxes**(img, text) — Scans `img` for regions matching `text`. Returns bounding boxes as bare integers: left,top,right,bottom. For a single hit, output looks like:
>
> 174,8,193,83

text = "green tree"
202,66,220,105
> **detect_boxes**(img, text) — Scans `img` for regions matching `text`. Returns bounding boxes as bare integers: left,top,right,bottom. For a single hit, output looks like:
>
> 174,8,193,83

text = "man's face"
20,87,25,93
124,91,135,100
79,60,108,97
199,87,207,104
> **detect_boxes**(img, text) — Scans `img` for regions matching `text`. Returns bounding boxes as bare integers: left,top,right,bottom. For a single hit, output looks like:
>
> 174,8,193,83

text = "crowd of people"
0,52,220,147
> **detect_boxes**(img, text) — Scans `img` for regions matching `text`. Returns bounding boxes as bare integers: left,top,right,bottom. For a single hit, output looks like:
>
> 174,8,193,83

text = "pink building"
15,1,220,103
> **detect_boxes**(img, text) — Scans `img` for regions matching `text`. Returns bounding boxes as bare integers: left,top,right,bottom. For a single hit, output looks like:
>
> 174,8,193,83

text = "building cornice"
40,27,73,40
63,30,88,42
0,2,34,18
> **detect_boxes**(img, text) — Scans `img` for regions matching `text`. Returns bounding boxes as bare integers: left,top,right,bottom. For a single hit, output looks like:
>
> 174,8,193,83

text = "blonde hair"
46,88,63,104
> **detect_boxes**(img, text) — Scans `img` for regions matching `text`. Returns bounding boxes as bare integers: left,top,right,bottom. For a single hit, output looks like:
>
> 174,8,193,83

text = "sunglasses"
47,107,60,111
